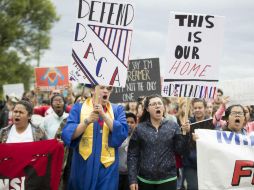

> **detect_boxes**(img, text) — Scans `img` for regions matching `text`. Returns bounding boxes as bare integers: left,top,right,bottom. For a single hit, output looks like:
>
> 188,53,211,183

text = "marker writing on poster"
83,42,120,85
78,0,134,26
112,59,160,102
168,14,215,77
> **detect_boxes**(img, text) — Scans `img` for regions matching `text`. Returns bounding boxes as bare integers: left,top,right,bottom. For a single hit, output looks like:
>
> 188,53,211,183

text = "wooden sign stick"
94,85,100,104
183,97,191,135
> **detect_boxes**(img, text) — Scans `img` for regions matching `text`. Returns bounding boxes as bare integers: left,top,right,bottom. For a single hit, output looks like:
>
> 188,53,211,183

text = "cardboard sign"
162,12,224,99
70,0,134,87
110,58,161,103
196,129,254,190
35,66,69,90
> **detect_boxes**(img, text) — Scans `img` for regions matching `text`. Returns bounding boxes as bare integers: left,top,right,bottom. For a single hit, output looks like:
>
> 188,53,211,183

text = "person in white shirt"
0,100,47,143
42,94,69,139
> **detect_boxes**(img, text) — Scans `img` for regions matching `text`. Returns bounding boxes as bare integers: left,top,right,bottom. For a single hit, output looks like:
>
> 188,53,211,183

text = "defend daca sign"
70,0,134,87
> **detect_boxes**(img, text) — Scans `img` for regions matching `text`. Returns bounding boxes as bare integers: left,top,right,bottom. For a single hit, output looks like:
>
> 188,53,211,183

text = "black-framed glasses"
230,111,244,116
149,101,163,107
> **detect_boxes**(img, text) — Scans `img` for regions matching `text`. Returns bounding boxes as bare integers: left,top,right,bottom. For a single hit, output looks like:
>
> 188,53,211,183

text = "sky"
40,0,254,81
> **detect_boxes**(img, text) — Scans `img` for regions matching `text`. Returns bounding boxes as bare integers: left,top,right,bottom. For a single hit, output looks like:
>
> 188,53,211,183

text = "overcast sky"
40,0,254,81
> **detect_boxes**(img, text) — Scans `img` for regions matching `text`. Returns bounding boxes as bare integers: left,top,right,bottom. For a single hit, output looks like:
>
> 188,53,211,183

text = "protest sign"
0,140,64,190
34,66,69,91
3,83,24,100
219,78,254,106
110,58,161,103
162,12,224,99
70,0,134,87
196,129,254,190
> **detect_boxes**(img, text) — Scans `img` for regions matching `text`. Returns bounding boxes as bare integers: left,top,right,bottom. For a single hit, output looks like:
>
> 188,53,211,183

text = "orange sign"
35,66,69,90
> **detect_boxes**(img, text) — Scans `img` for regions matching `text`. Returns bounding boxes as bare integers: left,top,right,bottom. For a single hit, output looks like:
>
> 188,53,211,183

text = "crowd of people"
0,84,253,190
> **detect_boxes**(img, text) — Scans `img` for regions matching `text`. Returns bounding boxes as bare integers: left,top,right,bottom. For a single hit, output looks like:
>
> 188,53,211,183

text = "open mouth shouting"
156,110,161,115
234,118,241,125
102,95,108,100
14,118,20,122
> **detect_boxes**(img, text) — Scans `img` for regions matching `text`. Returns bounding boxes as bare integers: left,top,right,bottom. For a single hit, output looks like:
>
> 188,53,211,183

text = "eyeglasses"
230,111,244,116
149,101,163,107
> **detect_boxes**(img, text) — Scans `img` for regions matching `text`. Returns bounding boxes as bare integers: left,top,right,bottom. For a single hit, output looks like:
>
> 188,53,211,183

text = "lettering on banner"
215,131,254,186
231,160,254,186
216,131,254,146
0,177,26,190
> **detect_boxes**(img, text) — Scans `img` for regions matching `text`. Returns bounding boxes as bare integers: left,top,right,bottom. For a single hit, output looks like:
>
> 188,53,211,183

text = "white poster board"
162,12,224,98
196,129,254,190
218,78,254,106
3,83,24,100
70,0,134,87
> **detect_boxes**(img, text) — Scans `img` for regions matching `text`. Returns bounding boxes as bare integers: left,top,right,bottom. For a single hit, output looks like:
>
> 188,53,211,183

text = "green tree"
0,0,59,98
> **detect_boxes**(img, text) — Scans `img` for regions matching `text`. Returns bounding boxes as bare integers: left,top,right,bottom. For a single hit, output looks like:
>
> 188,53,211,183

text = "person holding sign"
127,95,188,190
62,85,128,190
183,98,210,190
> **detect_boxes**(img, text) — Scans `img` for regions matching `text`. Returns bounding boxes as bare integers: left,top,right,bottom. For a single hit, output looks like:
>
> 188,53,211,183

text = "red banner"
34,66,69,90
0,140,64,190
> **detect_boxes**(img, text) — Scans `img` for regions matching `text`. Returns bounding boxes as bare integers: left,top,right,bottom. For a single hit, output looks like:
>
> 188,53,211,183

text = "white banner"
162,12,224,98
196,129,254,190
70,0,134,87
3,83,24,100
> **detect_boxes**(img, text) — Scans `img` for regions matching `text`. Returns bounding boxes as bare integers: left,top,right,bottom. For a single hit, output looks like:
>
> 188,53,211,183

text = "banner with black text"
162,12,224,98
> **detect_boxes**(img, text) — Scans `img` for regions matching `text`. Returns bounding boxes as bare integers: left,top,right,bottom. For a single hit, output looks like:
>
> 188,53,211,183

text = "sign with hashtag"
162,12,224,99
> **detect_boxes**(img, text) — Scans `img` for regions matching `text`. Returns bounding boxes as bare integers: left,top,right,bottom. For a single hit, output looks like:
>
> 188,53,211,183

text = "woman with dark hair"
212,96,254,134
0,100,47,143
222,104,247,135
127,95,188,190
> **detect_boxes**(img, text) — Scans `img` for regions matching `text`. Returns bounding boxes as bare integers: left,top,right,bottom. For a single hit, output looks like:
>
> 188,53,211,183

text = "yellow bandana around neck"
79,98,115,168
